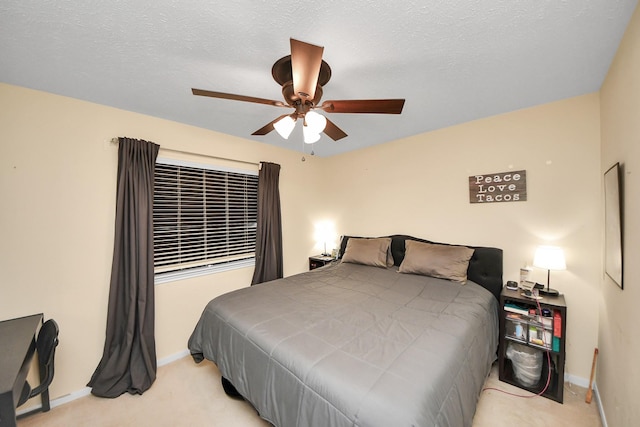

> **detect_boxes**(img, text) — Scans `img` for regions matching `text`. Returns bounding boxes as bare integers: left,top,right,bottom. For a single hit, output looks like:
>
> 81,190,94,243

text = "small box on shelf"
528,324,552,350
505,316,527,343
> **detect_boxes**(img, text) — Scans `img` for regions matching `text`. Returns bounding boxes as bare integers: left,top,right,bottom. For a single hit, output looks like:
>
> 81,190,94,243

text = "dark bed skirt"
221,377,244,399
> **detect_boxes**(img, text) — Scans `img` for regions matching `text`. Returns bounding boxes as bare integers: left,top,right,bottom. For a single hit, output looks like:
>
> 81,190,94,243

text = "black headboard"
338,234,503,301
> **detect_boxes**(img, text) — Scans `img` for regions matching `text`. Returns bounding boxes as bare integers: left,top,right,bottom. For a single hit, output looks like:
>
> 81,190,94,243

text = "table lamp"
314,221,334,257
533,245,566,296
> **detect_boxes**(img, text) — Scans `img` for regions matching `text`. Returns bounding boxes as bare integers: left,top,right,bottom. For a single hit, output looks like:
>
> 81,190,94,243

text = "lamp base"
539,288,560,297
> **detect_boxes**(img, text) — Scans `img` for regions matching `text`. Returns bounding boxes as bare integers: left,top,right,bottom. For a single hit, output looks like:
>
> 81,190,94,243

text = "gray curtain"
251,162,283,285
88,137,159,398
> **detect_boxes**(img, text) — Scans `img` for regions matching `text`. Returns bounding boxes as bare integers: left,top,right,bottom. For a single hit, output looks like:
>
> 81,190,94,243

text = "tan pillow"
341,237,394,268
398,240,475,283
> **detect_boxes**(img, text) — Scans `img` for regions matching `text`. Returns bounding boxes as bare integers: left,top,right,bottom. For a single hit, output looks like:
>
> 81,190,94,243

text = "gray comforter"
188,261,498,427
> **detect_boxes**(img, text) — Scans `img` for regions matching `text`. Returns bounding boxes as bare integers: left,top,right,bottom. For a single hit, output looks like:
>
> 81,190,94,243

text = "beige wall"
0,83,325,401
322,94,603,383
0,77,614,416
599,3,640,426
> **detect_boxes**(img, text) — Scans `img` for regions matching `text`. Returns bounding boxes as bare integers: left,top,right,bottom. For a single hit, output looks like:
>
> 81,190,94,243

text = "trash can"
506,342,543,387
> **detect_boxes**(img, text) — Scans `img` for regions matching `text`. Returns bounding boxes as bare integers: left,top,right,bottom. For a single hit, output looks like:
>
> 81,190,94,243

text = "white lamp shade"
533,246,566,271
303,124,321,144
273,115,296,139
304,111,327,133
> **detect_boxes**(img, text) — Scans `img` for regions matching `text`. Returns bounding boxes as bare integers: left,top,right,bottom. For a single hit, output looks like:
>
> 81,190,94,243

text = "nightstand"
498,286,567,403
309,255,334,270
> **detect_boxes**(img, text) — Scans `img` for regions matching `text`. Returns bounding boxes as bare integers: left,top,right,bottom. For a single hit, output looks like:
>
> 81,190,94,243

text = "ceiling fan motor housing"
275,56,330,110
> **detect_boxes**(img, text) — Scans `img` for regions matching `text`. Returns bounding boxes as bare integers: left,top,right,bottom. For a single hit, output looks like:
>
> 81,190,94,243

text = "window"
153,158,258,283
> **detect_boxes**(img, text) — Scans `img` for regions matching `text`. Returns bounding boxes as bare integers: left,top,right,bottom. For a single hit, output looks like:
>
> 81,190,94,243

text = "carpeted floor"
17,356,602,427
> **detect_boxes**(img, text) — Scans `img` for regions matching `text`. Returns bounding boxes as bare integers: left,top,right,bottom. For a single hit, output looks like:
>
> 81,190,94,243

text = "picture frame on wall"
604,162,623,289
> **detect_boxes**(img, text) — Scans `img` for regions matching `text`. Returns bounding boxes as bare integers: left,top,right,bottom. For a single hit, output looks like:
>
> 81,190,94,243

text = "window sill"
154,258,255,285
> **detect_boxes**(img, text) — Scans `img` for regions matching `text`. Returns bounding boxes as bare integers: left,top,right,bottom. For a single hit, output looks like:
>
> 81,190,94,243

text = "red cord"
483,294,552,399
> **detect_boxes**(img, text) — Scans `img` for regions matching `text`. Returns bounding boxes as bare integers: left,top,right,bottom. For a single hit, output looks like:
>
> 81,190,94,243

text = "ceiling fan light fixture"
273,115,296,139
303,124,321,144
304,110,327,134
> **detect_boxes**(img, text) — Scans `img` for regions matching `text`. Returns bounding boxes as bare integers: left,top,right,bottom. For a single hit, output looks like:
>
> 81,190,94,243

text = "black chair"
17,318,59,416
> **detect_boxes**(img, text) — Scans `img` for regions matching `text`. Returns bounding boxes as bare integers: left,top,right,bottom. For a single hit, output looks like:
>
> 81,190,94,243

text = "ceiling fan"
192,38,405,143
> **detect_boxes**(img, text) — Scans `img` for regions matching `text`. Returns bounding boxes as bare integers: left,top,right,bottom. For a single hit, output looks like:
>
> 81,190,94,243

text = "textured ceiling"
0,1,637,157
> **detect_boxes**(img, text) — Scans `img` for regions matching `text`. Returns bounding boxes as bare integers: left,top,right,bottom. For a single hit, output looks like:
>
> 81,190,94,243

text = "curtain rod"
110,138,260,167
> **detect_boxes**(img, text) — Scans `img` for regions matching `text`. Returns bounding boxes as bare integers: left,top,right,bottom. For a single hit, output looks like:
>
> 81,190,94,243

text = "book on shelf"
505,313,523,321
504,303,529,315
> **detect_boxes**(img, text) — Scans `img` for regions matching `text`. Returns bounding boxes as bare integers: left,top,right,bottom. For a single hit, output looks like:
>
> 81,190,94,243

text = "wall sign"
469,170,527,204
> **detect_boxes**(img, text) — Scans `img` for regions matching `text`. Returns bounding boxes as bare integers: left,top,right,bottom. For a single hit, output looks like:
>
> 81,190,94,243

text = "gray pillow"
341,237,394,268
398,240,475,283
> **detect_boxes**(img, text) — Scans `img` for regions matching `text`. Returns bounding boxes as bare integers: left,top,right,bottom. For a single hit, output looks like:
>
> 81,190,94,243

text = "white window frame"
153,157,258,284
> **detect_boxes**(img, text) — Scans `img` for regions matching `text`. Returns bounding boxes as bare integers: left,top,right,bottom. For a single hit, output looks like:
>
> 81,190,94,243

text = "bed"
188,234,503,427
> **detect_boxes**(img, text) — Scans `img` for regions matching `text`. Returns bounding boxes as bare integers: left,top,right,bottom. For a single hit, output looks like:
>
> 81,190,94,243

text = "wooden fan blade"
251,114,290,136
321,99,405,114
290,38,324,102
323,118,348,141
192,88,286,107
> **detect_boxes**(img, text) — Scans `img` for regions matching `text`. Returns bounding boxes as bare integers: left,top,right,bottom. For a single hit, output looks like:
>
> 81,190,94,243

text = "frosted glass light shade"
303,125,320,144
274,115,296,139
304,111,327,133
533,246,566,271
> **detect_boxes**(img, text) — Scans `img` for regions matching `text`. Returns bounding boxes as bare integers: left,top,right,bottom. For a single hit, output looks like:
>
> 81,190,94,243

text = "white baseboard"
51,387,92,408
16,386,92,415
564,375,607,427
594,382,608,427
158,349,190,367
565,372,589,388
18,349,191,415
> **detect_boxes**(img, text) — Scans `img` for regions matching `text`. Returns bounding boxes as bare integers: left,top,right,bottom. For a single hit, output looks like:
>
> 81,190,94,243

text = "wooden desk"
0,314,43,427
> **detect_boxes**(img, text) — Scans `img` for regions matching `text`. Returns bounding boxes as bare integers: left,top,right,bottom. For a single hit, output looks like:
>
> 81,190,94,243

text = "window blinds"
153,160,258,275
